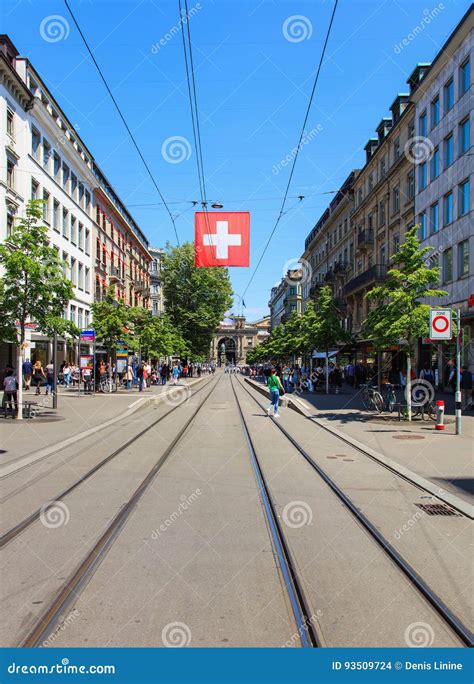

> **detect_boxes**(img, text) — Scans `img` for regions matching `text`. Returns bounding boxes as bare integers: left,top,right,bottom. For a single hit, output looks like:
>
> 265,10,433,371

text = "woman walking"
267,367,284,418
32,360,45,396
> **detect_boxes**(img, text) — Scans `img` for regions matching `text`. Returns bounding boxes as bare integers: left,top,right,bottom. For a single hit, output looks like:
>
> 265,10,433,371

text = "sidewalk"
290,385,473,505
0,380,200,465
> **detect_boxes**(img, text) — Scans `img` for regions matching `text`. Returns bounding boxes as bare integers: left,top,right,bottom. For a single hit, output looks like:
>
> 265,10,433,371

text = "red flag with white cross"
194,212,250,267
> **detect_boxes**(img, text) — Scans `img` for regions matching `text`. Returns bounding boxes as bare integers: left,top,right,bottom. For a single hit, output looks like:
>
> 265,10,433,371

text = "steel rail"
20,374,221,648
237,376,473,648
230,375,321,648
0,378,213,549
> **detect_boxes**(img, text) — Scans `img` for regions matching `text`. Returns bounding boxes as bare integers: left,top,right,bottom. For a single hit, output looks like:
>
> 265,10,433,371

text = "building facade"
149,246,164,316
268,270,303,330
210,315,270,365
411,7,473,372
0,34,155,367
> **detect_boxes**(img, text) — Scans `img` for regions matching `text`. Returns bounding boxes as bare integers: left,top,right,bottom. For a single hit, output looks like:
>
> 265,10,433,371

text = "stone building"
411,6,473,372
268,269,303,330
210,315,270,365
148,246,164,316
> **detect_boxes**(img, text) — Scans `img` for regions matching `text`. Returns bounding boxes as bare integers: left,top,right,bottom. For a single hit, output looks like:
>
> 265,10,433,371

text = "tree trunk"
16,340,23,421
325,349,329,394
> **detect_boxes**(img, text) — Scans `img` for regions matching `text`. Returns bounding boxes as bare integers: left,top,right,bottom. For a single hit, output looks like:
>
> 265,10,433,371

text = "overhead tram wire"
63,0,180,245
178,0,214,242
241,0,339,300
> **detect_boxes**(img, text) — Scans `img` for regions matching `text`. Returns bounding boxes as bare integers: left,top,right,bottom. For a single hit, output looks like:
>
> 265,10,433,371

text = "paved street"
1,372,471,648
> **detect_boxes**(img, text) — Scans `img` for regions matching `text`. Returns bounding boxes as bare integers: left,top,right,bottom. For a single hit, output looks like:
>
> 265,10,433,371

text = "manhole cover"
392,435,425,440
414,503,461,517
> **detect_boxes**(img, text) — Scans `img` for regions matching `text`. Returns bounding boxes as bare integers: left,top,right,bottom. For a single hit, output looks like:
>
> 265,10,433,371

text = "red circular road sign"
432,315,449,333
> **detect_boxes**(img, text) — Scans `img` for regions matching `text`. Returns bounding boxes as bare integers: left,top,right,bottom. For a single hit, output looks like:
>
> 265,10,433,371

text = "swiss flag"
195,212,250,267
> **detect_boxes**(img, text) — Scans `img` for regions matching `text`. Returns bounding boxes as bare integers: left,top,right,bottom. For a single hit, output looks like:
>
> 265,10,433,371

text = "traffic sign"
429,309,452,340
80,329,95,342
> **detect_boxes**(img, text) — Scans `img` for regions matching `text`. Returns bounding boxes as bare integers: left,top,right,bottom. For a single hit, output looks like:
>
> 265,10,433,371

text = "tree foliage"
0,199,76,345
301,287,352,354
161,242,233,357
362,227,447,352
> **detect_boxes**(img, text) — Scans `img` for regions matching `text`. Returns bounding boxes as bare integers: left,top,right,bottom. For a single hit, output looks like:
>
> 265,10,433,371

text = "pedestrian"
137,362,145,392
82,366,93,394
172,363,180,385
332,363,342,394
183,365,189,380
160,363,168,386
63,362,72,387
45,359,54,395
32,360,45,395
98,361,107,391
22,358,32,390
3,369,18,417
266,367,284,418
282,365,290,393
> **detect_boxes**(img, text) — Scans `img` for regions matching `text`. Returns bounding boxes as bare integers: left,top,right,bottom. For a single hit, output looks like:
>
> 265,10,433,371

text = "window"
62,163,70,190
430,95,440,129
431,146,439,179
380,244,386,265
78,183,84,207
379,200,385,226
444,134,453,168
6,212,14,236
62,208,69,238
430,202,439,234
43,190,50,223
77,308,83,330
85,267,90,293
70,257,77,286
31,179,39,200
444,78,454,113
53,153,61,179
418,112,427,137
459,118,470,156
419,162,427,190
368,173,374,191
443,248,453,283
32,128,41,160
70,304,76,324
458,240,469,278
367,213,373,231
85,310,90,328
393,136,400,161
458,179,470,216
85,190,91,214
392,185,400,213
443,191,453,225
393,232,400,254
380,157,386,177
71,173,77,200
70,216,77,244
7,159,15,188
6,107,14,137
459,58,470,97
289,286,297,296
408,119,415,139
78,262,84,290
358,189,362,205
78,223,84,250
43,140,51,169
53,201,60,232
418,212,427,240
407,169,415,199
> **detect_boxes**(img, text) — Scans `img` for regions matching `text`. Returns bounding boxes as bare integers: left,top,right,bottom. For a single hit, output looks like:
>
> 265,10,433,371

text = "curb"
0,378,206,479
245,378,473,519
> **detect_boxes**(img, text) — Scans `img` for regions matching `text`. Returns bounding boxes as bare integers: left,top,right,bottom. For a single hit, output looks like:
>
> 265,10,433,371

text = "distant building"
148,246,165,316
268,270,303,330
210,315,270,365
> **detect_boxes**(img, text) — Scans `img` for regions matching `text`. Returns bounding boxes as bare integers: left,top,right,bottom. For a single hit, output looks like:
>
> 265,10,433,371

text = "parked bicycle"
361,382,383,412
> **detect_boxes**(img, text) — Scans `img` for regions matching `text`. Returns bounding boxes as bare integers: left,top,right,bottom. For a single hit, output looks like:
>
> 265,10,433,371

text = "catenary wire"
240,0,339,299
63,0,180,245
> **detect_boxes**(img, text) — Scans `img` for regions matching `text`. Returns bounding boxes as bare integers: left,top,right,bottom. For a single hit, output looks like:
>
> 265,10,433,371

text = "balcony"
134,280,145,293
357,229,374,250
142,287,150,298
343,264,388,297
333,297,348,313
109,265,123,282
324,269,335,282
334,260,350,275
309,282,323,298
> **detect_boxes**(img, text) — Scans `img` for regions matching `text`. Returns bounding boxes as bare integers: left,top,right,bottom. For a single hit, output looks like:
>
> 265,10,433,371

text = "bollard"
435,400,445,430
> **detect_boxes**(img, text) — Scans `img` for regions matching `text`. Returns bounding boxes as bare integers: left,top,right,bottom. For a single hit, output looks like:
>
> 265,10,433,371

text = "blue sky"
3,0,470,319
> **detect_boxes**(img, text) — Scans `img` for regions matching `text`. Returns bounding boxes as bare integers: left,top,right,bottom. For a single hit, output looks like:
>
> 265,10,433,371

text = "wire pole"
455,308,461,435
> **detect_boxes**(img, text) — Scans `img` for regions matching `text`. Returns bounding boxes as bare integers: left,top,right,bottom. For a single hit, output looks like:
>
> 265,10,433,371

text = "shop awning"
311,350,338,359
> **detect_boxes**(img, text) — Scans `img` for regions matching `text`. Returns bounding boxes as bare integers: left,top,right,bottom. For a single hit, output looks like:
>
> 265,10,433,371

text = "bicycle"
382,382,398,413
361,383,383,412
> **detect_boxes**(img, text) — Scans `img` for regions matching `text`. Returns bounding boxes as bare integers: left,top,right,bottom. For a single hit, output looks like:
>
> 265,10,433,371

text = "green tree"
302,289,351,393
362,226,447,419
0,200,75,417
161,242,233,357
91,287,129,378
128,308,188,359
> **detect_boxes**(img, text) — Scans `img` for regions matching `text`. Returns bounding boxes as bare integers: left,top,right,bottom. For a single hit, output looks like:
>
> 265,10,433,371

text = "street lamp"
211,201,224,209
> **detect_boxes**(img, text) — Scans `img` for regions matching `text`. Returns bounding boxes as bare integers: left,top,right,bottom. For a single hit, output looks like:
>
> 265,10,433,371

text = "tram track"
0,377,213,548
233,375,473,648
18,374,221,647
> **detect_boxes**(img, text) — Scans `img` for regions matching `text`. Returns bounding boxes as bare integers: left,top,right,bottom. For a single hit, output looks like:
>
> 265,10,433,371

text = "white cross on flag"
195,212,250,267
